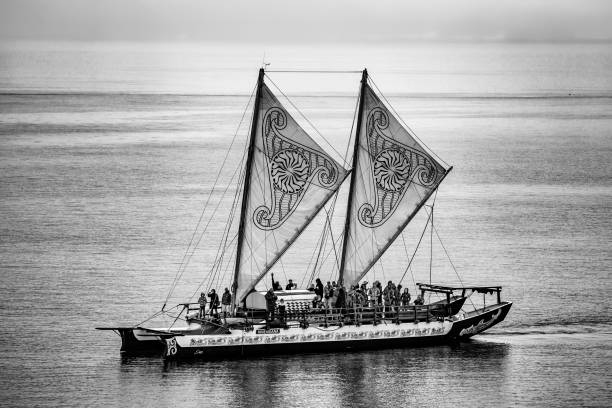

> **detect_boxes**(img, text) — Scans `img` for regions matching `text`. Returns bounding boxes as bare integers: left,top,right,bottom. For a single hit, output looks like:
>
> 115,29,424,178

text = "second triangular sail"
234,82,348,305
340,82,449,288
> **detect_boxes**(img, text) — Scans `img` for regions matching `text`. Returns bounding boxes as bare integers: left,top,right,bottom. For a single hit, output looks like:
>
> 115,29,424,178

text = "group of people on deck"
198,278,425,321
263,278,425,321
197,287,232,319
310,279,423,311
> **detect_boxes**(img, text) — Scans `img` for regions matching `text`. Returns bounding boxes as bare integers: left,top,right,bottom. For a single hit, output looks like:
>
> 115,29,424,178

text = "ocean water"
0,41,611,407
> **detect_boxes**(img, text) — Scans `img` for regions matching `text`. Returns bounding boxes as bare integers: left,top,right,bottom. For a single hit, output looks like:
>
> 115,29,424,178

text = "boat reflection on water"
144,340,510,406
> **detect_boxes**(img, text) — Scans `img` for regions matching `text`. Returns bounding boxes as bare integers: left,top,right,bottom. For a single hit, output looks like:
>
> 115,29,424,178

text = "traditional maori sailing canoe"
97,68,512,359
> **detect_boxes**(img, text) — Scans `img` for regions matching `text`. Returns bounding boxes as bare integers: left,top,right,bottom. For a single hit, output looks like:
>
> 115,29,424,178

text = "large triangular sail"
340,71,450,288
233,70,348,307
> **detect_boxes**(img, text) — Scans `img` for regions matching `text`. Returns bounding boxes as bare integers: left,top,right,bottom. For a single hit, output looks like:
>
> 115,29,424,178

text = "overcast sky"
1,0,611,43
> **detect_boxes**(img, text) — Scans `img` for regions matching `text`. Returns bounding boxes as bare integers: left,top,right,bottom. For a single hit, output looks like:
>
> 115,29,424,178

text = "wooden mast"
232,68,265,311
338,68,368,286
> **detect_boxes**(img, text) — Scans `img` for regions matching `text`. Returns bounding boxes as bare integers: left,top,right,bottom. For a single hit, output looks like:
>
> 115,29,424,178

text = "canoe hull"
164,302,512,360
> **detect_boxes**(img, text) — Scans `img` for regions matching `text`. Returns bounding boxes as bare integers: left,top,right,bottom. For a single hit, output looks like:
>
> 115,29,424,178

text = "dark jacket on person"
315,280,324,298
264,290,277,310
208,292,219,308
278,304,286,321
335,287,346,309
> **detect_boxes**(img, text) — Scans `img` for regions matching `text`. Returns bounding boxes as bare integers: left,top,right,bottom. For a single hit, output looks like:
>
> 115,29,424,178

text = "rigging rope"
397,209,432,287
430,217,477,310
308,80,361,286
207,234,239,295
411,185,477,310
312,229,344,283
379,260,387,285
195,146,247,299
134,304,181,327
188,233,238,302
400,233,418,290
305,196,343,287
324,206,343,275
178,147,246,297
290,77,361,289
429,191,438,285
266,70,363,74
202,149,248,295
301,219,328,287
162,83,256,310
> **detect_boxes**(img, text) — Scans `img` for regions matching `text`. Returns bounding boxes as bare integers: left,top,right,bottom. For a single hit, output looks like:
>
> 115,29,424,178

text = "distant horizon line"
1,37,612,45
2,90,611,99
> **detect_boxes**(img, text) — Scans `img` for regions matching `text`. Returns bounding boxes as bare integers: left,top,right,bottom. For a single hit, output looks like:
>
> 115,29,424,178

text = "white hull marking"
458,310,502,337
172,321,452,350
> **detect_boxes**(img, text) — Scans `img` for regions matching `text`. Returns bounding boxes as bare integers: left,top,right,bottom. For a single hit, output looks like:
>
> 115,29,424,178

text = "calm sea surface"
1,42,611,407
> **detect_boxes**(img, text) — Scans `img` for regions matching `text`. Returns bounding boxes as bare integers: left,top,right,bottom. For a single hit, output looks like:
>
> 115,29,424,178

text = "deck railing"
182,300,457,329
277,303,453,328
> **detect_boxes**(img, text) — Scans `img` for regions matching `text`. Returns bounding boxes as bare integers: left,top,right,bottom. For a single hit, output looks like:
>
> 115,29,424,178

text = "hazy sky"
1,0,611,43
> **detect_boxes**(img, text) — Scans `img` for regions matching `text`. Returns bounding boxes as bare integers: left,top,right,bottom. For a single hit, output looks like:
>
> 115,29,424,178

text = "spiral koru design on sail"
254,107,340,230
374,149,411,192
358,107,440,228
270,150,310,194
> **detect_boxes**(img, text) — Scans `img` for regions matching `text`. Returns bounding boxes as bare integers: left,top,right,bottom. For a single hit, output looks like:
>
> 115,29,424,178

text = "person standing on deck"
352,286,364,320
264,288,278,321
336,284,347,316
278,298,286,325
401,288,411,306
360,282,369,307
369,281,380,307
331,281,338,309
369,282,381,321
208,289,220,316
315,278,324,305
383,281,396,317
324,282,333,309
285,279,296,290
270,273,282,291
347,285,356,309
376,281,383,305
221,288,232,318
395,284,403,307
354,285,364,307
315,278,324,296
197,292,207,319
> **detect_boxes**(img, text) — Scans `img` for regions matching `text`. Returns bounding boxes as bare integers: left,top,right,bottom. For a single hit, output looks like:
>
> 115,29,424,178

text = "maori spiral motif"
166,338,177,356
270,150,310,193
357,105,441,228
252,105,341,231
264,107,286,137
373,149,411,192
